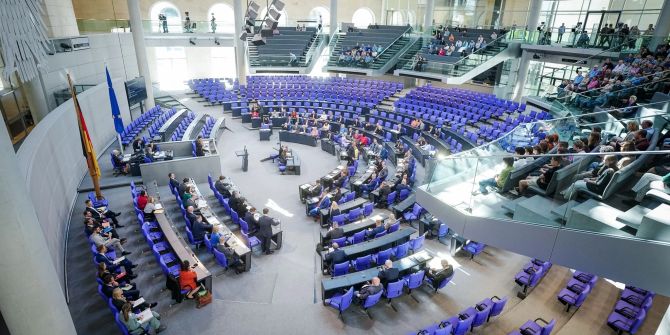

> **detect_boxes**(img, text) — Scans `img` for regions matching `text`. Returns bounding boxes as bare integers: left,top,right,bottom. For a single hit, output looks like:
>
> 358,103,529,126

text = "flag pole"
67,73,103,200
118,134,124,155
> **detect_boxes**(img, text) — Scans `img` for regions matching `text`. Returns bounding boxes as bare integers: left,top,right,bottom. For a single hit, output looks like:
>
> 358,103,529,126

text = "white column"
329,0,338,36
423,0,435,35
512,51,532,100
650,0,670,50
0,115,77,334
22,75,50,123
233,0,247,85
127,0,155,108
381,0,388,25
526,0,542,32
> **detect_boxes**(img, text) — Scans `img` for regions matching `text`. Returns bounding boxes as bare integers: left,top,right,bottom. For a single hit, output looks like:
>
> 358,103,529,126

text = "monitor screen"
124,77,147,106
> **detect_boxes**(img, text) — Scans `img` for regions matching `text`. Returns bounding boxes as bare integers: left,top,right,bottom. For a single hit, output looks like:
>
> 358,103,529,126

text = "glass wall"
0,54,34,146
433,0,499,28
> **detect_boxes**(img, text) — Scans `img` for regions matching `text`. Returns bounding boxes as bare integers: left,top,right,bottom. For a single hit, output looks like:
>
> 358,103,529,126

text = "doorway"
583,10,621,47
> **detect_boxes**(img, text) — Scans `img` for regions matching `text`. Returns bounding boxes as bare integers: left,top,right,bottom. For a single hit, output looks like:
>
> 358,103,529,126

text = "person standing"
184,12,192,33
161,13,168,33
257,208,279,255
210,13,217,33
557,23,566,43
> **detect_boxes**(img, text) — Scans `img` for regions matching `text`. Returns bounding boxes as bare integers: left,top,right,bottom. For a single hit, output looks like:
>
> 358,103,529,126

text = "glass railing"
424,103,670,246
401,31,511,76
328,26,413,69
248,29,326,68
76,19,130,33
141,20,236,34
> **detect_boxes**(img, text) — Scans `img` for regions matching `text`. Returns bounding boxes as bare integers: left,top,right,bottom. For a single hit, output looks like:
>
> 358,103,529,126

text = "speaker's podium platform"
235,148,249,172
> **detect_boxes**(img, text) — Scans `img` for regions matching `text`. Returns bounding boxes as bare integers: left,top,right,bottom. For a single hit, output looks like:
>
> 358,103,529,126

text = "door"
583,10,621,47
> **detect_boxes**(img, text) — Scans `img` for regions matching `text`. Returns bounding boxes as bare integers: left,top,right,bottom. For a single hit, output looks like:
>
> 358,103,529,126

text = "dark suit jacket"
178,183,189,196
377,185,392,202
325,249,346,264
244,212,259,231
368,226,385,237
169,178,180,191
427,265,454,285
325,227,344,241
85,207,104,220
186,212,198,225
215,181,231,198
378,267,400,285
358,284,383,300
101,284,116,298
94,253,115,268
257,215,277,238
192,220,212,241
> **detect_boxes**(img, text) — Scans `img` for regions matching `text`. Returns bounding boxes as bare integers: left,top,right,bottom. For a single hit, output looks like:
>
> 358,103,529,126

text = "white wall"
44,33,139,110
16,79,131,290
43,0,79,37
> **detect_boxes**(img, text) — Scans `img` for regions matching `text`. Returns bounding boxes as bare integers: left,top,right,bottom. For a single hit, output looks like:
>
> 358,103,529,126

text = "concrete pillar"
526,0,542,32
650,0,670,50
42,0,79,37
329,0,338,36
0,114,77,334
512,51,532,100
423,0,435,35
233,0,247,85
127,0,155,108
22,75,50,123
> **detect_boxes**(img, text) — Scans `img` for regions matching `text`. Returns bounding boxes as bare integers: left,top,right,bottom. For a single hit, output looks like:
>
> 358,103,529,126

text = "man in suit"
324,222,344,243
95,244,137,278
355,277,383,303
257,208,279,255
214,175,232,198
184,206,197,225
178,178,190,195
324,242,346,274
90,225,130,255
101,274,140,300
229,191,247,217
377,161,388,180
375,182,392,208
243,207,259,236
425,259,454,288
191,215,213,241
378,260,400,287
366,219,385,238
84,200,122,228
168,173,180,190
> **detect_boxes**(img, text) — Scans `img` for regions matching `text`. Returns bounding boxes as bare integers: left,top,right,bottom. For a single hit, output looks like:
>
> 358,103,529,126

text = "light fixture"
271,0,285,11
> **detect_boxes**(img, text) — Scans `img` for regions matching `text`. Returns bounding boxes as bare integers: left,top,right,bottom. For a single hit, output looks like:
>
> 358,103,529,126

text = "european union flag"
106,67,124,134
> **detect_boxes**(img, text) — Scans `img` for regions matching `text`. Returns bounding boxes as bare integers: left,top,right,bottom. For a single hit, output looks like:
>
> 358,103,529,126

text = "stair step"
616,205,653,230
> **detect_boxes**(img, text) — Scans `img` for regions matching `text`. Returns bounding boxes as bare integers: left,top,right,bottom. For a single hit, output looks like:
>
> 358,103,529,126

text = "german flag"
68,74,102,195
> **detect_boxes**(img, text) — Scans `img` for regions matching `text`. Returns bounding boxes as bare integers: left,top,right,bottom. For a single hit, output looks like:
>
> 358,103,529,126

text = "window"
150,2,181,33
208,3,236,33
390,11,404,25
352,7,376,28
154,47,187,90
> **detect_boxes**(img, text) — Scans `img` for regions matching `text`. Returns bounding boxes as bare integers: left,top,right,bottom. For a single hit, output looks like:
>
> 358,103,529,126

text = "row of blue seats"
120,106,165,145
557,271,598,312
607,286,655,334
331,235,423,276
147,108,177,139
515,259,552,295
412,295,508,335
169,112,196,141
199,117,217,138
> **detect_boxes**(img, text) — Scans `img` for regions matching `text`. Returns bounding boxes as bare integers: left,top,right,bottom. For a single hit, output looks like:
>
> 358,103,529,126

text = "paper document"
132,297,145,308
137,309,154,324
112,256,126,265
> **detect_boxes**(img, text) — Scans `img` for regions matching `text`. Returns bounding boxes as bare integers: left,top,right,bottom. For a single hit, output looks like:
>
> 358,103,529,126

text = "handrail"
551,72,670,103
371,25,413,63
303,28,325,65
450,31,510,66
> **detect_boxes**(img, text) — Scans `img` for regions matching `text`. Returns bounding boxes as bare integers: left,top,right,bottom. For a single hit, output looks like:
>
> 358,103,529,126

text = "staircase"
394,38,521,85
247,29,326,74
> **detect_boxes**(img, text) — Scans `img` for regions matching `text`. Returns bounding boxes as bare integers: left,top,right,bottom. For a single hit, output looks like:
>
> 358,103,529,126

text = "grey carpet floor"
65,90,668,335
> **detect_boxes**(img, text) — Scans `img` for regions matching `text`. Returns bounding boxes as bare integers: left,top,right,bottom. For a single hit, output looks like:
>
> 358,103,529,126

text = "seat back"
387,191,397,204
490,296,508,318
231,210,239,224
115,312,131,335
333,261,350,276
374,230,387,238
394,241,409,258
388,221,400,233
362,202,373,216
407,270,425,289
339,287,355,312
348,208,362,221
376,248,392,265
412,203,423,216
472,304,492,329
239,219,249,233
574,285,591,307
629,310,646,334
363,289,383,309
410,234,425,251
351,230,366,244
204,234,213,253
332,236,347,246
385,280,404,298
354,254,372,271
213,248,229,268
541,319,557,335
437,223,448,237
455,314,475,335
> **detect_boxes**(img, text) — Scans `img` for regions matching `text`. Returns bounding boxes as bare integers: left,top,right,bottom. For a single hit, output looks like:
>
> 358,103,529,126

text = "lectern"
235,147,249,172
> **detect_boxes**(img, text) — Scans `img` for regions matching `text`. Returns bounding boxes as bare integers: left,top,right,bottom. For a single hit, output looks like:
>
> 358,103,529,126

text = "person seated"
377,161,389,180
85,199,122,228
111,288,156,312
118,302,166,334
366,219,385,238
310,126,319,138
95,244,137,278
192,215,213,241
168,172,180,191
562,155,618,200
425,259,454,287
90,225,130,256
111,150,129,175
142,196,157,222
101,273,139,300
132,138,145,153
355,277,383,304
634,129,650,150
306,180,323,199
332,170,349,189
518,156,562,194
136,190,148,210
377,259,400,288
323,242,346,275
244,207,260,235
183,187,198,209
395,176,412,193
178,177,190,196
179,260,202,299
213,176,231,200
195,137,206,156
475,157,514,195
144,142,155,158
375,181,392,208
323,222,344,245
309,193,331,217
